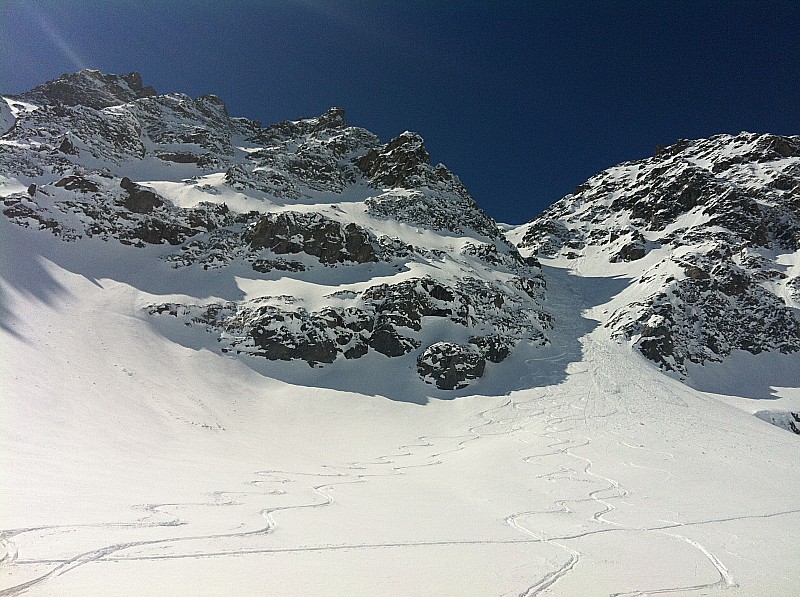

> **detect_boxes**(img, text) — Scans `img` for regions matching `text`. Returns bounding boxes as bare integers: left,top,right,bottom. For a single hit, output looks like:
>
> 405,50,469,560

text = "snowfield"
2,217,799,596
2,71,799,595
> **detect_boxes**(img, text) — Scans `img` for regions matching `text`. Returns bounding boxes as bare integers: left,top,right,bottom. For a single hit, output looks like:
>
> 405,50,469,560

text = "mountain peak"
517,129,800,377
20,69,157,109
1,71,546,393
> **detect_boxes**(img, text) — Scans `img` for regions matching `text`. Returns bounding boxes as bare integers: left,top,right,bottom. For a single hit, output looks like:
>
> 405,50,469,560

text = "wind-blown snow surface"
2,218,799,596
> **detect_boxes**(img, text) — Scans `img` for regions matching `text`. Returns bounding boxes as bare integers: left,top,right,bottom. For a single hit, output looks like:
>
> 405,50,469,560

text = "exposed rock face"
468,334,512,363
417,343,486,390
517,132,800,375
20,70,157,109
357,131,431,188
2,70,550,390
146,270,547,373
120,177,163,213
244,212,379,264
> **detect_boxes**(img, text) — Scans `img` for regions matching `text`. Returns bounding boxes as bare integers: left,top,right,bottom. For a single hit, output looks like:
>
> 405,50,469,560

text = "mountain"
2,71,799,596
1,69,549,393
514,132,800,379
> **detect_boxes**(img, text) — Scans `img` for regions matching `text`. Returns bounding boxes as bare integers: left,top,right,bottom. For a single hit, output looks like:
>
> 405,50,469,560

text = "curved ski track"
3,273,799,596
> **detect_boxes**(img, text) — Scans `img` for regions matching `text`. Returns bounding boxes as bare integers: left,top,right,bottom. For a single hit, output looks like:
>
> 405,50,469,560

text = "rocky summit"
515,132,800,377
1,70,548,391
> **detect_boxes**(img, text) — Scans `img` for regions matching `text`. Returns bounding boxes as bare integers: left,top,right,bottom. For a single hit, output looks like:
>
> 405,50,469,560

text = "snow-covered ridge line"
516,131,800,379
0,69,548,391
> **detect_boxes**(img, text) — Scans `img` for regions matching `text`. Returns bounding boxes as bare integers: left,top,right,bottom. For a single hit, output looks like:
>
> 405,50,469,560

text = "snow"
0,99,16,136
1,81,798,594
3,217,799,596
772,249,800,309
0,174,27,198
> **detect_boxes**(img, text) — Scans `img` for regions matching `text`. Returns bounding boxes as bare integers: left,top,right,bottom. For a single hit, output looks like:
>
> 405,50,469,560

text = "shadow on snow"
0,224,627,403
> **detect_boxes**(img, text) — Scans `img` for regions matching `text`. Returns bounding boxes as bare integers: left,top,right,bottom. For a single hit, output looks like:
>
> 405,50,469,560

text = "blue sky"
2,0,799,223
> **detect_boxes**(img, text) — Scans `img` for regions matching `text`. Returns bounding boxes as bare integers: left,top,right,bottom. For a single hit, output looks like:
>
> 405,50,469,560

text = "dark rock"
753,134,799,160
27,184,36,196
251,258,306,274
417,342,486,390
157,152,200,163
611,231,649,262
368,323,419,357
120,177,163,213
315,107,345,130
363,278,454,332
58,137,78,154
144,269,547,383
245,212,378,265
683,265,711,280
520,217,581,256
127,219,192,245
196,95,229,118
638,322,676,371
654,139,691,158
614,242,647,261
55,175,100,193
717,268,749,296
247,309,338,366
788,277,800,302
357,131,430,188
248,107,346,146
22,70,157,109
469,335,513,363
344,342,369,360
3,200,62,234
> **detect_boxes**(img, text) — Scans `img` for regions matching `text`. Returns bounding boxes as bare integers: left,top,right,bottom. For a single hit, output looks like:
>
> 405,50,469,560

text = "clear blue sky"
2,0,799,223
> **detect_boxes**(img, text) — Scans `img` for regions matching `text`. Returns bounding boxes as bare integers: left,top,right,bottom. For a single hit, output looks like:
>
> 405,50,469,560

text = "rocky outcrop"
518,132,800,375
357,131,431,188
244,212,379,264
55,175,100,193
120,177,163,213
249,107,345,145
20,70,157,109
417,343,486,390
146,270,547,386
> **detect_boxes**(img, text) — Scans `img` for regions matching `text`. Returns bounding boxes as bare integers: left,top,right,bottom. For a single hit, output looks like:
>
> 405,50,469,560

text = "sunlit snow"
2,213,799,596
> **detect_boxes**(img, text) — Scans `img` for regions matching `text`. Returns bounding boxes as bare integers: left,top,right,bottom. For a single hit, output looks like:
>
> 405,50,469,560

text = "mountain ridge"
515,131,800,380
1,69,548,393
2,69,799,407
2,70,800,597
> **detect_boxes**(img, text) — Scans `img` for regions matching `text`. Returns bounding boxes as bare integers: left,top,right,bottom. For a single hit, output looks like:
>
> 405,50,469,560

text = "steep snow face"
0,71,548,391
515,133,800,377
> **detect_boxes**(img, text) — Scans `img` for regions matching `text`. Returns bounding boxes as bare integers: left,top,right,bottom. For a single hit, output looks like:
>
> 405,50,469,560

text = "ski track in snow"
3,269,799,596
2,433,799,597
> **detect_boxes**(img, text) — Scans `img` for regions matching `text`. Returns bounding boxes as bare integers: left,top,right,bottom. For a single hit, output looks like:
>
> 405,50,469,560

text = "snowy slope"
3,217,799,596
2,71,800,596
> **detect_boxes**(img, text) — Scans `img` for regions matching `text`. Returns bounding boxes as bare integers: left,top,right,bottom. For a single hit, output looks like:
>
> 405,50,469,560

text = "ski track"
1,384,736,596
496,274,744,596
3,274,797,596
0,405,504,597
